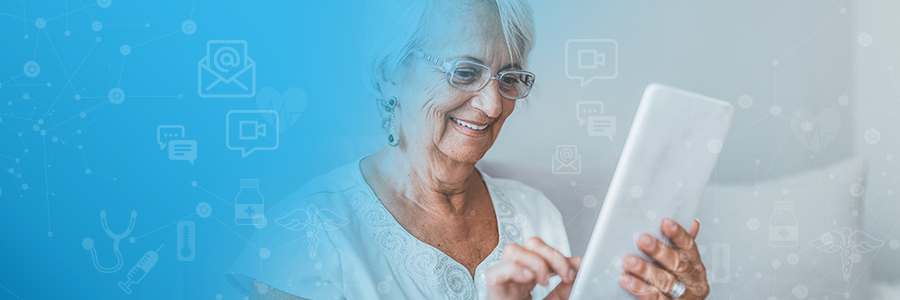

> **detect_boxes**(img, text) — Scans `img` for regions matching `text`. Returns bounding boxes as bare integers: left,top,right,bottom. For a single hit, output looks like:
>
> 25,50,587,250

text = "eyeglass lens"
449,61,534,99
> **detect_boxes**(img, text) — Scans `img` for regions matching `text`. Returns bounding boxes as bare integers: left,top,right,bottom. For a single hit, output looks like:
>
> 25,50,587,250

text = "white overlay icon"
565,39,618,86
198,40,256,98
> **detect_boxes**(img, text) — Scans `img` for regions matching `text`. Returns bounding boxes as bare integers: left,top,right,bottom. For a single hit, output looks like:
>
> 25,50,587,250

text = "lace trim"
344,181,523,299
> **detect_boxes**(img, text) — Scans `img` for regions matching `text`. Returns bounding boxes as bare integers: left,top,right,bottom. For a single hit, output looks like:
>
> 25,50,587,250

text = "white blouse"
226,158,571,299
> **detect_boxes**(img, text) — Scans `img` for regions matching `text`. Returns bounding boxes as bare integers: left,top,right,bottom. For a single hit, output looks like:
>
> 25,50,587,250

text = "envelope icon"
551,145,582,174
198,40,256,98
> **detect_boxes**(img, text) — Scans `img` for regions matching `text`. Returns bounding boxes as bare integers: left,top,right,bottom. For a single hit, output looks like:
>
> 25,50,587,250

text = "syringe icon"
118,244,163,294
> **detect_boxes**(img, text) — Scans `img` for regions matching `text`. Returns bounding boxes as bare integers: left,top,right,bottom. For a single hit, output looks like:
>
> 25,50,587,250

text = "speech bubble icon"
565,39,618,86
576,101,604,125
157,125,185,149
226,110,279,158
587,116,616,140
168,140,197,164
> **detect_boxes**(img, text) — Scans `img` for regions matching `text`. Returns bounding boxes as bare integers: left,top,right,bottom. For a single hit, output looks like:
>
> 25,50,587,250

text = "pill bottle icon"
235,179,264,225
769,201,798,247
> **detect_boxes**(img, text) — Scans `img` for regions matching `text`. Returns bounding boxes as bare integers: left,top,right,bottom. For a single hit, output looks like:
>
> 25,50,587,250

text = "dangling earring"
386,97,400,147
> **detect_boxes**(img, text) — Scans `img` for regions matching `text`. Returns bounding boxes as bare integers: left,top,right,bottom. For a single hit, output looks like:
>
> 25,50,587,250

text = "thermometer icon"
118,244,163,294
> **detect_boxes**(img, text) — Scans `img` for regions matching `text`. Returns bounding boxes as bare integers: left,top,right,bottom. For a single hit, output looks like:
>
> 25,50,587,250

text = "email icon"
198,40,256,98
551,145,582,174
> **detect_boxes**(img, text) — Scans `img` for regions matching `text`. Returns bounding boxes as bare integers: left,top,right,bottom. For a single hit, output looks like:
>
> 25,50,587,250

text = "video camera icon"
226,110,279,158
239,120,267,140
565,39,618,86
578,49,605,69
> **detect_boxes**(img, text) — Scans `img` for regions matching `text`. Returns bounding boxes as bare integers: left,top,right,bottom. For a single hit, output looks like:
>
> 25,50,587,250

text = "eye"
454,68,479,80
452,67,483,86
501,76,520,85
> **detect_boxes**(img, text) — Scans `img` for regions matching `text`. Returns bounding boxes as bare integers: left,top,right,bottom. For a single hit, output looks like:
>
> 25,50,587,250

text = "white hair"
360,0,535,128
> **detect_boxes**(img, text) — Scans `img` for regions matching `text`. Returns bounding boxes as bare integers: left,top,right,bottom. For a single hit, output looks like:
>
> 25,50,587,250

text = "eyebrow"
499,63,522,71
456,56,522,71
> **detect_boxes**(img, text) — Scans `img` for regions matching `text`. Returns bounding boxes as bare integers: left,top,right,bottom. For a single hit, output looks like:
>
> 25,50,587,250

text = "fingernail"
568,269,576,281
641,235,656,251
625,256,639,268
694,218,700,225
523,268,533,278
619,274,633,287
666,218,678,231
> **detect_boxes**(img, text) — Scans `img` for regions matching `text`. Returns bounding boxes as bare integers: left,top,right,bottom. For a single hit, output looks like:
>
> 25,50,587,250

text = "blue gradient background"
1,0,378,298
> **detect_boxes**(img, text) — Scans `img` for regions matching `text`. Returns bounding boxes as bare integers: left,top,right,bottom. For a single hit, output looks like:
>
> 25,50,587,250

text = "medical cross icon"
242,206,256,217
778,228,790,239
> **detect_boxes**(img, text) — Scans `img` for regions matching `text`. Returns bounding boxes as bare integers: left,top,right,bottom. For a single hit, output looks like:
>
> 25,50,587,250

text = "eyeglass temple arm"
414,51,452,72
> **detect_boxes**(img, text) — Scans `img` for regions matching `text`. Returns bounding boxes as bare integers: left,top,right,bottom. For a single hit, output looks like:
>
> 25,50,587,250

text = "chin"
444,148,489,164
439,136,494,164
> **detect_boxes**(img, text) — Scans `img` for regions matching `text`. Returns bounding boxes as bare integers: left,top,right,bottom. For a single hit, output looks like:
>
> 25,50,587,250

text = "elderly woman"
227,0,709,299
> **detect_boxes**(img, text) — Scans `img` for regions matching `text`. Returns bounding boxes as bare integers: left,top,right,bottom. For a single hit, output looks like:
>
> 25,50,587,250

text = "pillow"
695,156,871,300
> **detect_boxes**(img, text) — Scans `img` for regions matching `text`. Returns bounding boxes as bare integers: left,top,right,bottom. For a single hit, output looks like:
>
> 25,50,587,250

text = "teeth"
451,118,488,131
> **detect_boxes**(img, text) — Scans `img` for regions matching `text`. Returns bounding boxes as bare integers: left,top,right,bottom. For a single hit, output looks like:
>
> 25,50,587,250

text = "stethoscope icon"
82,210,137,273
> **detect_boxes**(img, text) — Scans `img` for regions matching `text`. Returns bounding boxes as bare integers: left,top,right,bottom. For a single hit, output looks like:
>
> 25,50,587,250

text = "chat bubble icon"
565,39,618,86
168,140,197,164
587,116,616,140
576,101,605,125
226,110,278,158
157,125,185,149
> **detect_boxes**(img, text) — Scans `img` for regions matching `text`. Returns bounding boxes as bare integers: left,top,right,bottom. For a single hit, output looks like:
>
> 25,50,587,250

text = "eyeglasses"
414,51,535,99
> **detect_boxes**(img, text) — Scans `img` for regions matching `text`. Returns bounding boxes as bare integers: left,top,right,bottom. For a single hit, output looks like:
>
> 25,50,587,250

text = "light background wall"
488,0,858,183
479,0,860,254
853,0,900,284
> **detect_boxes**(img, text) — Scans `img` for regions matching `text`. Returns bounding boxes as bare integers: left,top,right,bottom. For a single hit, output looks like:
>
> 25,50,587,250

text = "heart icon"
256,87,307,133
790,108,841,153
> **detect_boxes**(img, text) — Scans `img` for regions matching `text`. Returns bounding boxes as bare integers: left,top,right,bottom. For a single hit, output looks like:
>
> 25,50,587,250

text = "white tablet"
569,84,734,299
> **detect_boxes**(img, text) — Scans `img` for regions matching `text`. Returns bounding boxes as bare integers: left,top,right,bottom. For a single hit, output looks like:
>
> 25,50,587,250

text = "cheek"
397,80,464,140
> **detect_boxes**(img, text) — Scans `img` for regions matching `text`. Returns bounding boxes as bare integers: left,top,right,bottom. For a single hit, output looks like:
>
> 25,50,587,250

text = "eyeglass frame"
413,51,536,99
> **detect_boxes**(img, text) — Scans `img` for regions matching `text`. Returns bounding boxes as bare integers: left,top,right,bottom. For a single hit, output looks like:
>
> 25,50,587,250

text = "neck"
366,146,480,216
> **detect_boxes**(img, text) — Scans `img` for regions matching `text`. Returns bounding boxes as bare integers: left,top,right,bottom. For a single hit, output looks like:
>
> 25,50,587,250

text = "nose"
471,79,503,118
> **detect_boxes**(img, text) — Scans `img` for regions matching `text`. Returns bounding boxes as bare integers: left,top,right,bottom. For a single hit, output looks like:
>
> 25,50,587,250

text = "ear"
378,79,398,104
378,55,416,103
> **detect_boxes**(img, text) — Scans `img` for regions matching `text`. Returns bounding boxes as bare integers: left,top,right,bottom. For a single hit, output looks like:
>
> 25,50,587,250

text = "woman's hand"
619,218,709,300
486,237,582,300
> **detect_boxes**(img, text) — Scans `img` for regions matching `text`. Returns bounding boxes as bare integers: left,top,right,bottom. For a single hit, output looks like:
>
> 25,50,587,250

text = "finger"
686,279,710,299
689,219,700,239
660,218,704,266
621,255,678,295
522,237,577,282
568,256,583,272
661,218,697,252
637,233,694,275
486,262,536,286
618,273,667,300
502,243,552,286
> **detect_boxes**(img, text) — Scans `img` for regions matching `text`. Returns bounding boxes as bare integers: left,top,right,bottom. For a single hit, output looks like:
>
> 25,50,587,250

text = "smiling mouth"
450,117,489,131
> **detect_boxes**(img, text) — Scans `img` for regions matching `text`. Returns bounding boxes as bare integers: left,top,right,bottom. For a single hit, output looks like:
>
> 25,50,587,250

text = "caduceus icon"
275,204,350,258
809,227,883,281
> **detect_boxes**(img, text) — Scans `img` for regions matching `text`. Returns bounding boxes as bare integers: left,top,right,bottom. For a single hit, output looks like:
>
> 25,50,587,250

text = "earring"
386,97,400,147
